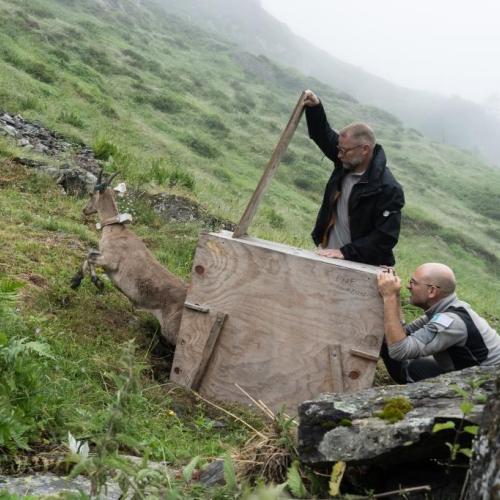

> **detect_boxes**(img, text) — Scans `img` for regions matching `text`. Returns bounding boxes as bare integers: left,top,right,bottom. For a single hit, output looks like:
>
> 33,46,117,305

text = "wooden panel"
171,231,385,412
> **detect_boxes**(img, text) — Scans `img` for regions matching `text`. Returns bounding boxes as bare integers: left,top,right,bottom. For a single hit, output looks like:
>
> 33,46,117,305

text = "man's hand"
317,248,344,259
303,89,320,107
377,268,401,298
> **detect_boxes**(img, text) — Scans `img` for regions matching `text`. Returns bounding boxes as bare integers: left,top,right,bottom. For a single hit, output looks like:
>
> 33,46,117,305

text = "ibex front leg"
86,250,106,291
70,250,105,291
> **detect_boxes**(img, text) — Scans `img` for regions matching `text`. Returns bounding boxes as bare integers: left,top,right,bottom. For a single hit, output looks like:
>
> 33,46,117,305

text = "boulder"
298,365,499,465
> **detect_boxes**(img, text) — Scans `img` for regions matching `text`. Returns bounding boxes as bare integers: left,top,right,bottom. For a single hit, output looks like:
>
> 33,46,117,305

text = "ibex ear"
114,182,127,196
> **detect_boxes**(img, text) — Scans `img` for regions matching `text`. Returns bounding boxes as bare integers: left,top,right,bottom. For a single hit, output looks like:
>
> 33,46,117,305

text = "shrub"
281,149,297,166
237,92,256,114
150,159,170,185
22,61,57,84
93,138,119,161
181,135,221,159
202,114,229,138
264,208,285,229
98,100,119,119
0,280,56,454
19,95,42,111
167,167,195,190
293,176,314,191
149,160,195,190
59,111,84,128
213,167,233,183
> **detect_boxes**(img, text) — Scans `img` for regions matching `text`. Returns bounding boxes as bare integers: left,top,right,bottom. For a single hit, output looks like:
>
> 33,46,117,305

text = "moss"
320,418,352,431
376,397,413,424
338,418,353,427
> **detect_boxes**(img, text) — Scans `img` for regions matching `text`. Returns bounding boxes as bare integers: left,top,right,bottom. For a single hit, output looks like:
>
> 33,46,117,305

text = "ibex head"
83,170,120,216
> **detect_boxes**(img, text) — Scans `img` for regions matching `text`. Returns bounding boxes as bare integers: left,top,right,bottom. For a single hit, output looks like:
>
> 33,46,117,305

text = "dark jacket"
306,103,405,266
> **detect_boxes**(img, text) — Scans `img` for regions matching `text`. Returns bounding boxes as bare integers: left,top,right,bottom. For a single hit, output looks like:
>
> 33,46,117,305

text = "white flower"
68,431,90,458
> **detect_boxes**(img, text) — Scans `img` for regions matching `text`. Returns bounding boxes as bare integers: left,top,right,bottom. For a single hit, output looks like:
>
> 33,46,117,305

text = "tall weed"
0,280,55,454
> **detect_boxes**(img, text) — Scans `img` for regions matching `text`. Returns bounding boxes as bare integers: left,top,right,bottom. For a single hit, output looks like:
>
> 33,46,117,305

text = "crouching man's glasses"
409,278,441,289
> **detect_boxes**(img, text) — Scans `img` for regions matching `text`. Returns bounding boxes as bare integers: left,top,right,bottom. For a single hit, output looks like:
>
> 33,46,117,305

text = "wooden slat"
349,348,379,362
191,312,227,391
329,345,345,393
184,302,210,313
232,91,306,238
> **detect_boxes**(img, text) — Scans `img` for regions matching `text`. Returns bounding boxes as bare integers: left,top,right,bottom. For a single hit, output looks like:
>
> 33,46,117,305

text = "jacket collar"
425,293,458,319
359,144,387,185
337,144,387,187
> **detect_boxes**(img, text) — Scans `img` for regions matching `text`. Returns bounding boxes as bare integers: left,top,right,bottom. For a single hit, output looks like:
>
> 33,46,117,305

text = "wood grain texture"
171,231,385,412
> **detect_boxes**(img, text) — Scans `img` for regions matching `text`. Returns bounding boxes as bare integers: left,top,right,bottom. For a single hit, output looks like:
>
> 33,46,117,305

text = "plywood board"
171,231,385,412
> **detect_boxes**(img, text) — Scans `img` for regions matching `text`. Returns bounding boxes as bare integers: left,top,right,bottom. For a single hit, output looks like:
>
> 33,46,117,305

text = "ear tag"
118,213,132,223
114,183,127,197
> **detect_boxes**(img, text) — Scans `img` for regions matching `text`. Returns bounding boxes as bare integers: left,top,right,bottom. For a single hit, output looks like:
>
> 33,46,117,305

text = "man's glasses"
338,144,364,156
408,278,441,289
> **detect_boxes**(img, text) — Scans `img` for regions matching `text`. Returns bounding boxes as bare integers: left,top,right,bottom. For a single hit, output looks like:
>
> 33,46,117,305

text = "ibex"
71,171,187,345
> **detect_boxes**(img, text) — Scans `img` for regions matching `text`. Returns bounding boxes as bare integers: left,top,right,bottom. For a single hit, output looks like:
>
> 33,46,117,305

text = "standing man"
377,263,500,383
303,90,404,266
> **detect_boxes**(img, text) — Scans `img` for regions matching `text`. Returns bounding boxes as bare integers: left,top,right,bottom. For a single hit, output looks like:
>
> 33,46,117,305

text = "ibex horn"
107,171,119,185
97,168,103,184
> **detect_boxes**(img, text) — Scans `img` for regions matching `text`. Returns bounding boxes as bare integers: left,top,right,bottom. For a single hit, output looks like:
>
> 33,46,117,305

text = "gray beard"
342,158,363,170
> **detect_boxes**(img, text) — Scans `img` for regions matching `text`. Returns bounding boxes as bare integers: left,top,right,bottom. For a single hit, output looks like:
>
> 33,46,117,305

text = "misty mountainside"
157,0,500,166
0,0,499,319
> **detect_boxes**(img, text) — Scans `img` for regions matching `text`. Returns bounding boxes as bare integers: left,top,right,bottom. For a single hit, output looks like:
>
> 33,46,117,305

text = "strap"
96,213,133,230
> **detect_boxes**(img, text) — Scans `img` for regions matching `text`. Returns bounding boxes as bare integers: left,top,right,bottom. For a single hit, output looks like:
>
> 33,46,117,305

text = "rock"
298,365,500,465
466,374,500,500
199,459,225,487
148,192,235,230
57,166,97,196
1,124,17,137
0,473,122,499
33,143,49,154
0,113,16,126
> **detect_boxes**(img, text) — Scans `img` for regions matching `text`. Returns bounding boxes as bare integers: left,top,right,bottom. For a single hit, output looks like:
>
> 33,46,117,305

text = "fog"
260,0,500,109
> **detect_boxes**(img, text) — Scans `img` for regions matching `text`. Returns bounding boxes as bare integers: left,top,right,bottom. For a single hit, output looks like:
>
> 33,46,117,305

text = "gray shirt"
327,172,363,249
389,293,500,371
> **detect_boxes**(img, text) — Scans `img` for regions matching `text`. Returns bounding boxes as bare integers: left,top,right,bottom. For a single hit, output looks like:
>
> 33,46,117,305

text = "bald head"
339,123,376,148
416,263,456,296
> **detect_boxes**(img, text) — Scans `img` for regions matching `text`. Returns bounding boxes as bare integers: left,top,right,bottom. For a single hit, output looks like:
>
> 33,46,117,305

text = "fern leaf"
223,453,237,492
182,455,200,482
287,460,308,498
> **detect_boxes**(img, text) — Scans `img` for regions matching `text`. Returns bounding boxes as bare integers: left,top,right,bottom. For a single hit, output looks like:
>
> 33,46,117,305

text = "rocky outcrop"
466,374,500,500
1,111,73,157
1,110,235,229
1,110,102,196
298,365,499,465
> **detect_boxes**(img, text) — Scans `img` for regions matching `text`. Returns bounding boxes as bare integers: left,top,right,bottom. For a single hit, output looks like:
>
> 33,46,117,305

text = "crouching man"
377,263,500,383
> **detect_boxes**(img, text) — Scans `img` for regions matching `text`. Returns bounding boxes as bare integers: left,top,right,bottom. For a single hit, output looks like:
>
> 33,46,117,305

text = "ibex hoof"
91,275,105,292
70,273,83,289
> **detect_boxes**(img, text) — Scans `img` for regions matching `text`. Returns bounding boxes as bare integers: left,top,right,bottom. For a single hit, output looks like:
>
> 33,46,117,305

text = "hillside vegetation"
160,0,500,166
0,0,499,496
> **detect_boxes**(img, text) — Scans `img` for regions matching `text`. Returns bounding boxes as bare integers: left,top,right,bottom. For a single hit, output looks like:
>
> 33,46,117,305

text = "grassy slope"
0,0,499,475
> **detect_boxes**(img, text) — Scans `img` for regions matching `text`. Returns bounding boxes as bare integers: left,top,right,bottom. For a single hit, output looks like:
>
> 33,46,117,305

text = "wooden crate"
170,230,385,412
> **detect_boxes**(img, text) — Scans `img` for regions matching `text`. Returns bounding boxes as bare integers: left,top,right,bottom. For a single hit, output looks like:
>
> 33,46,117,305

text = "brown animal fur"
72,178,187,345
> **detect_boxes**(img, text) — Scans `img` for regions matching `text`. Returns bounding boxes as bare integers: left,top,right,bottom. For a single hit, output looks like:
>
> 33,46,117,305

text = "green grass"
0,0,499,494
0,165,258,469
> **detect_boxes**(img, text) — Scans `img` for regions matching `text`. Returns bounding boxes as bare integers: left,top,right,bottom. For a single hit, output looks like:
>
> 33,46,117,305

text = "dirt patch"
21,273,49,288
146,192,234,230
